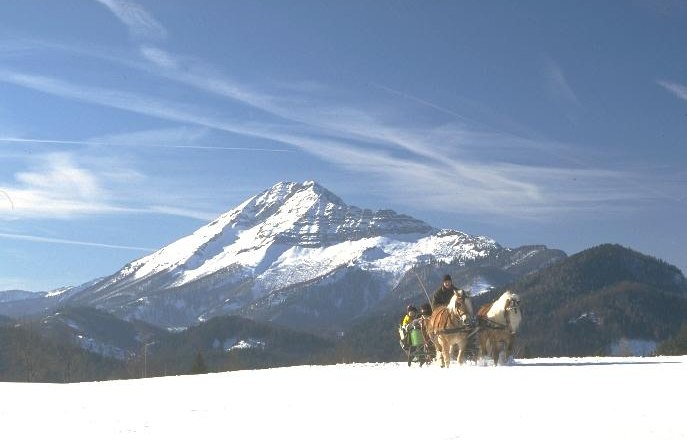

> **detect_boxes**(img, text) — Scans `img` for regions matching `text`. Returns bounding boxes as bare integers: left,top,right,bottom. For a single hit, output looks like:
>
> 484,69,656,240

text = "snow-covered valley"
2,356,684,439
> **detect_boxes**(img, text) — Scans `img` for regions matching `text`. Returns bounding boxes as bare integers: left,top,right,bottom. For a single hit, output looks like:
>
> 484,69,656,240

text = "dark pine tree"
190,352,208,374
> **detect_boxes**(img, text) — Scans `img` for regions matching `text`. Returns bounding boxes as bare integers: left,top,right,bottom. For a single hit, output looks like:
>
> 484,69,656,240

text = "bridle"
450,290,475,326
503,297,521,335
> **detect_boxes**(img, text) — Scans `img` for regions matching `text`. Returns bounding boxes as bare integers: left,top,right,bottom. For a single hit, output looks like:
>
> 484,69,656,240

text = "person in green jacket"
399,305,418,350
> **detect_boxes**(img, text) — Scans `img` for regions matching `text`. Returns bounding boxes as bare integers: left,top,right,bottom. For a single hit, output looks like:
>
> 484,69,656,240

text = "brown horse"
427,290,475,367
477,291,522,366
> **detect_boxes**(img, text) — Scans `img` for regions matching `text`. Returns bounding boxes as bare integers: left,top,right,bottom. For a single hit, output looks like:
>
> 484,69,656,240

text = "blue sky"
1,0,686,291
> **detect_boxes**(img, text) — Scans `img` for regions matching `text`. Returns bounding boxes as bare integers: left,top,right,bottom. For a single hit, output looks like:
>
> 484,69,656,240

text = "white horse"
428,290,476,367
477,291,522,366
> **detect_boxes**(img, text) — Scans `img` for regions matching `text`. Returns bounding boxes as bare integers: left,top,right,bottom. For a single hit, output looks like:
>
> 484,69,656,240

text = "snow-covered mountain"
53,181,563,330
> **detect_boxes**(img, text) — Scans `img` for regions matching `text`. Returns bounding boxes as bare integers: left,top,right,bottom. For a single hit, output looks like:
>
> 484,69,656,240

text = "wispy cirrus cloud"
0,150,233,221
0,133,295,153
0,10,666,222
93,0,167,40
139,45,178,69
0,152,136,219
265,131,641,219
0,69,282,142
543,57,580,107
0,64,659,219
658,80,687,101
0,232,155,251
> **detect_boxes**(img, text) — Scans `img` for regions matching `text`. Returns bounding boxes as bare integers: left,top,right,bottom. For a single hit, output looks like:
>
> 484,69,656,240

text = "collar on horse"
434,306,476,335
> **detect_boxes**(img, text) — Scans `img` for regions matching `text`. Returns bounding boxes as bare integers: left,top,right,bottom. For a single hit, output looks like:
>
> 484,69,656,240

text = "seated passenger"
399,305,418,350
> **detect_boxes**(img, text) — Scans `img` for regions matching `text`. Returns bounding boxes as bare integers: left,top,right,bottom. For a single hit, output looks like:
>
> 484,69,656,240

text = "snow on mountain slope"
57,181,563,330
78,181,498,299
97,181,442,291
254,230,496,292
45,287,72,298
1,356,684,439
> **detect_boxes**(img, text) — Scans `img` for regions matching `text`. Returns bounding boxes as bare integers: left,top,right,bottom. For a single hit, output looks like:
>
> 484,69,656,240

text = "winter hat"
443,274,452,282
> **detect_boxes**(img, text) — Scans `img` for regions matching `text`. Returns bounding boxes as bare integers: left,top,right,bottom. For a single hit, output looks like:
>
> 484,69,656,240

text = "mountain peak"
241,180,434,247
238,181,345,226
268,180,344,203
111,180,437,284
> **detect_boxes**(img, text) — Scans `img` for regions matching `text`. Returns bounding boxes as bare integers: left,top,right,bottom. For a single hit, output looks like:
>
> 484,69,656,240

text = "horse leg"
442,339,451,368
428,332,442,366
478,333,487,365
436,342,444,367
434,339,444,367
505,336,514,364
462,338,472,365
491,339,500,366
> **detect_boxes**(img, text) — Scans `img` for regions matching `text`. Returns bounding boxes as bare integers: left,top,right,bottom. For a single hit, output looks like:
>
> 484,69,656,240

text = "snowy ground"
2,356,685,439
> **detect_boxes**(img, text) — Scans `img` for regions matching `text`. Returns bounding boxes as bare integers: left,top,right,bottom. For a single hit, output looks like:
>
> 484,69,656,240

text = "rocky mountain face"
1,181,564,332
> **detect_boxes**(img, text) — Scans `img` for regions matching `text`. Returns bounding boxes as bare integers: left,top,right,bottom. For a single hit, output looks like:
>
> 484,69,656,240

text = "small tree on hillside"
656,324,687,355
191,352,208,375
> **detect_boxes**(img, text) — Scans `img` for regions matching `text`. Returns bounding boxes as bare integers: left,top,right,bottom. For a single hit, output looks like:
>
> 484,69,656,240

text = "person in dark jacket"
432,274,458,308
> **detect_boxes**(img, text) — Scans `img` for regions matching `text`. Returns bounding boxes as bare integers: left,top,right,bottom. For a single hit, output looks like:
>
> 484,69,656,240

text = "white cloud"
93,0,167,40
0,153,131,219
544,57,580,106
0,232,154,252
0,65,655,218
140,46,178,69
258,131,640,219
147,205,215,221
0,55,658,219
16,154,101,199
0,132,295,153
657,80,687,102
0,69,284,142
0,151,227,221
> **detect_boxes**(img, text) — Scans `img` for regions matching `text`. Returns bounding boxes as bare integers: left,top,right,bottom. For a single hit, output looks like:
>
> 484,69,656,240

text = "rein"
434,303,475,335
478,316,508,330
436,326,479,336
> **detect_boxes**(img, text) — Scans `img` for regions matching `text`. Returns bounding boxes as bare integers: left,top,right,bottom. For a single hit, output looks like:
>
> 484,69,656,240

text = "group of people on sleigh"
399,274,468,352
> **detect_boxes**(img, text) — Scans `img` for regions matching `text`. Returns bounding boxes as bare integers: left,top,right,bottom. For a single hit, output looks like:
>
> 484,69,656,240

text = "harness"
436,325,480,338
478,301,519,335
433,299,477,336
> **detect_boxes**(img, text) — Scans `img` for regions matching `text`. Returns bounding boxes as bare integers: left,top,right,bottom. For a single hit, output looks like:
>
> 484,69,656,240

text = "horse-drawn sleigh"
399,290,522,367
399,304,435,366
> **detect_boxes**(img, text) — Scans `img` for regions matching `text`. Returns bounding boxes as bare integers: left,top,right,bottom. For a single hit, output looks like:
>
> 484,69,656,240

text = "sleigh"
399,318,435,367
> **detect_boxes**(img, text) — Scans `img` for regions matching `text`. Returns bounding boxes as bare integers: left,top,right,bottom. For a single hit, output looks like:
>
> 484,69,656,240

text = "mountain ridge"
0,180,564,332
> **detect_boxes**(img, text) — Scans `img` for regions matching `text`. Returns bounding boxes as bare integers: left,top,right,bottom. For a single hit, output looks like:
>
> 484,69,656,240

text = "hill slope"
146,315,334,375
511,244,687,356
0,321,124,382
335,244,687,360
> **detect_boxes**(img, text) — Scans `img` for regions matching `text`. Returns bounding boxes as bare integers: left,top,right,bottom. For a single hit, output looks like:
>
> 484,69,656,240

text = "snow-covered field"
2,356,685,439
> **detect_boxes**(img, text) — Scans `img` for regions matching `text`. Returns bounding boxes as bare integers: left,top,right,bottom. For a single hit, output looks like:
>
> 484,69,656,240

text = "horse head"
503,291,522,334
448,289,474,326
